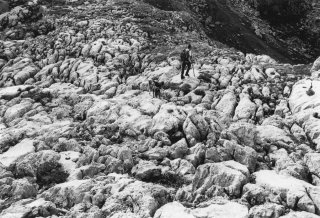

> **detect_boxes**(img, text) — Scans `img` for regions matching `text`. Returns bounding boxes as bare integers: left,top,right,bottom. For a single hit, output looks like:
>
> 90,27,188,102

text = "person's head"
188,44,192,50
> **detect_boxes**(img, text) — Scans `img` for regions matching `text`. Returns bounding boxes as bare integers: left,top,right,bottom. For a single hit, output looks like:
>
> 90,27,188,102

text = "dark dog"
149,80,164,98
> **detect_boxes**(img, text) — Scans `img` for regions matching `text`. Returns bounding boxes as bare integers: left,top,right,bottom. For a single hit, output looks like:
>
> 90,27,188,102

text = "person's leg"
185,62,191,76
181,62,186,78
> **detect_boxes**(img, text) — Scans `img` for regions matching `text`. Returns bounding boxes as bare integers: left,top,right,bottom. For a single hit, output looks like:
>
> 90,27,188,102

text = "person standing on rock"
180,44,193,79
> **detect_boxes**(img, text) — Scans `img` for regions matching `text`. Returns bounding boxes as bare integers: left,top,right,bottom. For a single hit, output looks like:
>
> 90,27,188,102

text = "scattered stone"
0,138,35,166
131,160,162,181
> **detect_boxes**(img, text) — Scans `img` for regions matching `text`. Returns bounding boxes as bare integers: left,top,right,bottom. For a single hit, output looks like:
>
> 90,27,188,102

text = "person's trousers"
181,61,191,76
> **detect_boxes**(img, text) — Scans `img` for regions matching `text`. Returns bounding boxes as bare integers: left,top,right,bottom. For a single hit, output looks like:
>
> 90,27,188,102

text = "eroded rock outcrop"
0,0,319,217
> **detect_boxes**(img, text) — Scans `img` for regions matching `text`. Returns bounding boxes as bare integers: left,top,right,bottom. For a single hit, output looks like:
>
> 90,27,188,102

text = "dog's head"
154,81,164,88
149,80,155,86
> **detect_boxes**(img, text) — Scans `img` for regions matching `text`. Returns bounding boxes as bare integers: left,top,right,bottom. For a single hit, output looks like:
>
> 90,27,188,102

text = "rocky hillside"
1,0,320,217
194,0,320,64
239,0,320,63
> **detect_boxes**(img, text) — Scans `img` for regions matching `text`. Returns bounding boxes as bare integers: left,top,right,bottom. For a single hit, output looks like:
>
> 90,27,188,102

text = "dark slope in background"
202,0,294,64
143,0,320,64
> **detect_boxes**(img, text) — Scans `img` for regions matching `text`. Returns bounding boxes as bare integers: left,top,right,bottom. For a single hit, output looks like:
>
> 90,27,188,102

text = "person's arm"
189,50,193,63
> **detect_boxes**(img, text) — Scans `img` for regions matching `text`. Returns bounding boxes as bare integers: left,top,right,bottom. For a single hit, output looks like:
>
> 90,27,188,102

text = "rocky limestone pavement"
176,160,250,203
0,0,320,217
39,173,173,217
154,200,249,218
280,211,320,218
289,79,320,151
0,198,66,218
252,170,320,215
0,138,35,166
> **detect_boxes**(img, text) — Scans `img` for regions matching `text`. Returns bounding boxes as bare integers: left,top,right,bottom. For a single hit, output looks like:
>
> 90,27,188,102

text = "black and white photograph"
0,0,320,217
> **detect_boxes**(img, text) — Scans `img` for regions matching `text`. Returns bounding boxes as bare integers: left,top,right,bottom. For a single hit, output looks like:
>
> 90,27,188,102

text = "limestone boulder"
10,150,68,187
253,170,320,215
274,151,309,181
233,93,257,122
150,103,186,135
0,58,39,86
192,161,249,200
0,198,65,218
248,203,285,218
0,138,35,167
131,160,162,181
0,85,33,100
305,153,320,185
183,113,209,146
154,201,194,218
102,174,173,217
225,122,257,148
0,178,37,203
170,159,195,177
4,99,33,123
215,91,237,123
40,179,93,208
193,201,248,218
205,140,257,172
0,162,13,179
116,104,153,137
241,183,270,206
186,143,206,167
289,79,320,149
154,200,249,218
145,147,169,161
311,56,320,73
280,211,320,218
169,139,189,159
256,125,294,150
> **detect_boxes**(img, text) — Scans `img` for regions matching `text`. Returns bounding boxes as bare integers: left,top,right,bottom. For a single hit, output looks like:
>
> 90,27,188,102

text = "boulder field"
1,0,320,217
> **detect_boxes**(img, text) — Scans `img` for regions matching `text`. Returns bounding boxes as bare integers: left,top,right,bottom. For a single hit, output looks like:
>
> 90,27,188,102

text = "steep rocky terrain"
191,0,320,64
1,0,320,217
